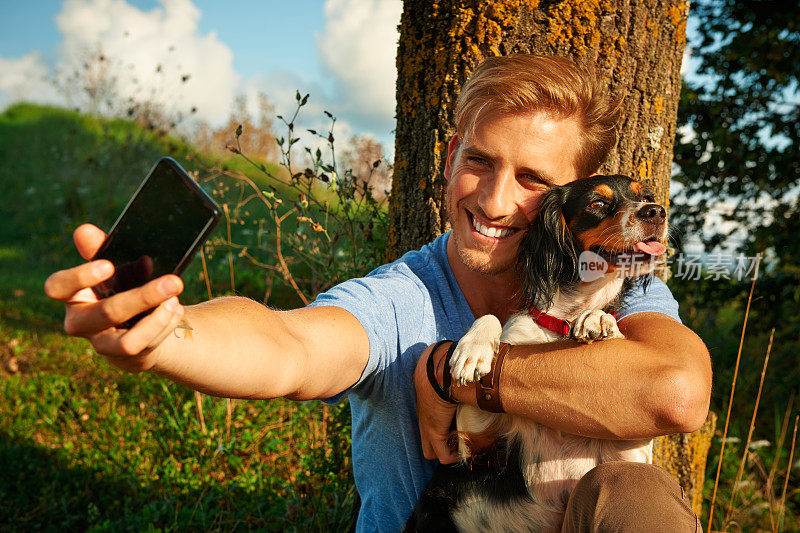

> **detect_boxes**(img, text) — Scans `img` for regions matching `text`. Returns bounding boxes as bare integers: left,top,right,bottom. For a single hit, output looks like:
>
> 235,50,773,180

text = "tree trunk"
391,0,714,516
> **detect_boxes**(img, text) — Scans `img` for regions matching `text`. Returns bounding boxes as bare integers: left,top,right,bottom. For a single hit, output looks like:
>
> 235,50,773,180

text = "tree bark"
392,0,714,516
391,0,688,255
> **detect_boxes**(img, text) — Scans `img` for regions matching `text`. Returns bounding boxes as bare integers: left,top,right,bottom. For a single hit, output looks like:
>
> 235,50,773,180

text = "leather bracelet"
426,340,459,404
477,342,511,413
441,341,458,402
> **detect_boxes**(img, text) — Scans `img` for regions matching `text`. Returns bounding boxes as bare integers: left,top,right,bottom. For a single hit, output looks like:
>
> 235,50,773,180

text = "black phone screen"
92,158,220,304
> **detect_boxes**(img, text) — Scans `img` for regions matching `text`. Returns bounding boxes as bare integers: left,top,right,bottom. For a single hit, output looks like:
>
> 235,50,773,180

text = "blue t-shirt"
307,231,681,532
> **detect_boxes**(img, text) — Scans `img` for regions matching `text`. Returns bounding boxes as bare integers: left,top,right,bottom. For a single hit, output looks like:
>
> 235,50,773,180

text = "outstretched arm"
45,224,370,401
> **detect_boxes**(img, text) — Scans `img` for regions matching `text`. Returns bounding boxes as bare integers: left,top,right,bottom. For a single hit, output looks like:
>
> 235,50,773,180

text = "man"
45,55,711,531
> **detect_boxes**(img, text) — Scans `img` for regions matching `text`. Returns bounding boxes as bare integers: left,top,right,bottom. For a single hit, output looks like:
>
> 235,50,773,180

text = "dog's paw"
570,310,624,344
450,315,502,385
450,338,497,385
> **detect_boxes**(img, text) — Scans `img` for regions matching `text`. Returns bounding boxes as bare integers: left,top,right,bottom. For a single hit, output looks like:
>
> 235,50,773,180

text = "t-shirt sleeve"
306,267,426,404
616,276,682,323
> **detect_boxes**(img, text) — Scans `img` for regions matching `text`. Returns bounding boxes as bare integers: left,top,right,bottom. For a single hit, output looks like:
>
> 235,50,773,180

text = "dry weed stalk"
724,328,774,526
197,94,388,465
190,246,215,435
223,203,236,292
199,165,312,303
778,416,799,531
204,93,387,306
768,393,795,531
708,253,761,531
225,398,234,442
193,389,207,434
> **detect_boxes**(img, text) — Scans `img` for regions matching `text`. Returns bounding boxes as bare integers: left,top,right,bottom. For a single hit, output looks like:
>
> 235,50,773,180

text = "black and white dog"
406,174,668,532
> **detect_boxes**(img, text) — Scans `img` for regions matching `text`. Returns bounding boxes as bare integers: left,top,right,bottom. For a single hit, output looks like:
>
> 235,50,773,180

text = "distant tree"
194,93,278,161
391,0,714,515
341,134,393,200
672,0,800,422
673,0,800,262
672,6,800,528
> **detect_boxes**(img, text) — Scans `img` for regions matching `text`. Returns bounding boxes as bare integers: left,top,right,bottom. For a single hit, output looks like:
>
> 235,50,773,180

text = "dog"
405,174,669,532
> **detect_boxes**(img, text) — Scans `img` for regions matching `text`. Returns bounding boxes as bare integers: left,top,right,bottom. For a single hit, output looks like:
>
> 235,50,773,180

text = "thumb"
75,223,107,260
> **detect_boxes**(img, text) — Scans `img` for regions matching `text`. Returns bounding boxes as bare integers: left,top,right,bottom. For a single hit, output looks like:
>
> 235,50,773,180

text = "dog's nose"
636,203,666,225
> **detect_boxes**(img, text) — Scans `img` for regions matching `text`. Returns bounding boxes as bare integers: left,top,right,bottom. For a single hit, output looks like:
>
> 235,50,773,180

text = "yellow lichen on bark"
669,2,689,44
654,96,664,114
653,413,717,515
542,0,614,55
597,33,626,69
669,2,689,25
637,159,651,178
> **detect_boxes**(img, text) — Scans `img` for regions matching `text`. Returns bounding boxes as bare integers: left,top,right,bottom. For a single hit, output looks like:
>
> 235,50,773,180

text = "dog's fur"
405,175,669,532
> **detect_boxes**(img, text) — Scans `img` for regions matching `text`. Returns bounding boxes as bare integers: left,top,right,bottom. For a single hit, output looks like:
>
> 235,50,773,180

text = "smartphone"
91,157,222,327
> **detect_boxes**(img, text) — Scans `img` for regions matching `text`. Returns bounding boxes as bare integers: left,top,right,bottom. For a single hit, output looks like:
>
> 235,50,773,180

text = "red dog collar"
528,306,572,336
528,306,617,337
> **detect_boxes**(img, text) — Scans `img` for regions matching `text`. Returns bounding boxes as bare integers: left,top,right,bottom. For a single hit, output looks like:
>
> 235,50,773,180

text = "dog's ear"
517,187,581,310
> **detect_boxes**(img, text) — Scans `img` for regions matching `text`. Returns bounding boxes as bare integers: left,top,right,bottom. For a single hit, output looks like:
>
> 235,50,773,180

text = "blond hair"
454,55,622,178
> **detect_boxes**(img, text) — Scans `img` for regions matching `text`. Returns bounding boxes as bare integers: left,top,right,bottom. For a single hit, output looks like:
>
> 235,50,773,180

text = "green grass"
672,274,800,531
3,102,798,532
0,103,356,531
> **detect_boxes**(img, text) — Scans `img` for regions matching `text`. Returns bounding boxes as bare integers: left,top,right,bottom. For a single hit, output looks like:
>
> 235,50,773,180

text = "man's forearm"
147,296,369,401
149,296,305,400
451,313,712,440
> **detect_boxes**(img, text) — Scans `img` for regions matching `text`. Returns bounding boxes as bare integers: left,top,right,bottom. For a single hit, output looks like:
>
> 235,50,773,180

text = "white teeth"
471,216,513,238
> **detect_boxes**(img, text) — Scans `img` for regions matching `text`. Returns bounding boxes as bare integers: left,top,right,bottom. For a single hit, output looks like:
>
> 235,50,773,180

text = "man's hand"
414,343,460,464
44,223,186,372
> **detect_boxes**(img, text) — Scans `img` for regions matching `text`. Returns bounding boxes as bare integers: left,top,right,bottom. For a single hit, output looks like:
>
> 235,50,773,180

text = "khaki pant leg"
561,461,701,533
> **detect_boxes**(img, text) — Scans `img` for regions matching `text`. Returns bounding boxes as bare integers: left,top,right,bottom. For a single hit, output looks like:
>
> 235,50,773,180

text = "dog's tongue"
635,240,667,256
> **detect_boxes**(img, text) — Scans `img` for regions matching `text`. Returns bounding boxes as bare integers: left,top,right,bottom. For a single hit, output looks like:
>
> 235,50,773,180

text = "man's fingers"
420,422,459,463
90,297,183,360
65,275,183,336
44,260,114,301
116,298,184,357
436,443,459,464
422,432,457,464
74,223,107,260
88,328,125,358
431,431,459,464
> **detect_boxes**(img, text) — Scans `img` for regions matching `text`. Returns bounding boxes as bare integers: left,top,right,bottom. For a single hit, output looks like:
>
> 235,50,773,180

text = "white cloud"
239,70,361,165
0,0,238,125
54,0,238,124
0,51,61,108
316,0,402,136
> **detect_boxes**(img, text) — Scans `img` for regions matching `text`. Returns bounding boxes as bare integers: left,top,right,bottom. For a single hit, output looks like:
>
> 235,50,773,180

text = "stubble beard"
447,196,518,277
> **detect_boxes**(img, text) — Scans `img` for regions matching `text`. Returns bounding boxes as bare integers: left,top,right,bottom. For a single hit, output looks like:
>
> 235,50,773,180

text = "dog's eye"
642,195,655,203
589,200,607,209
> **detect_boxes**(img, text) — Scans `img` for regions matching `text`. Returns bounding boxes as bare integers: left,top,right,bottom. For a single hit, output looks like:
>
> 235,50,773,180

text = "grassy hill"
0,103,356,531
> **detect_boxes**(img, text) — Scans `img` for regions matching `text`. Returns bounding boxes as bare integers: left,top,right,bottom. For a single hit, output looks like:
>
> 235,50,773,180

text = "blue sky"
0,1,709,157
0,0,402,147
0,1,327,78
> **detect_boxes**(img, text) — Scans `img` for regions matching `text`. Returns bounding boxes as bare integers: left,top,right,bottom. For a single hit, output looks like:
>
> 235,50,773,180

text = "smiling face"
444,110,582,277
